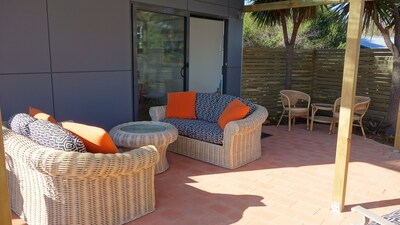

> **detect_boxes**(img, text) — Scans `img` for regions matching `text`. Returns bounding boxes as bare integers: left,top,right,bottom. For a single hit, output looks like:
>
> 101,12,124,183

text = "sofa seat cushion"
196,93,257,123
162,118,223,145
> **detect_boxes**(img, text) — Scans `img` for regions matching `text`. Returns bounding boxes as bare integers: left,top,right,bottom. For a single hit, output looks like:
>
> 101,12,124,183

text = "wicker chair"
277,90,311,131
351,206,399,225
329,96,371,139
3,126,159,225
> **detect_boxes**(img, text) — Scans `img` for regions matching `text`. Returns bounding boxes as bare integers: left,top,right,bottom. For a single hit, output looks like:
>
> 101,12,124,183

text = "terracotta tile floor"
11,123,400,225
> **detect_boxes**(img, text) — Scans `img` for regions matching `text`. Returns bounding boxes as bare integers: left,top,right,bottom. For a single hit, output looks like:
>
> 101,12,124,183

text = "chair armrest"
351,206,396,225
224,104,268,136
149,106,167,121
33,146,159,177
3,127,159,178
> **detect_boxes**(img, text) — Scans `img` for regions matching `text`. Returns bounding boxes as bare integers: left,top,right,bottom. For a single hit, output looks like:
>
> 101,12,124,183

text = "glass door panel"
136,10,185,120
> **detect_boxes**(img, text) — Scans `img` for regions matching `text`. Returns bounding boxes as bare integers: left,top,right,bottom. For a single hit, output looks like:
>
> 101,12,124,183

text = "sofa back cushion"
28,120,87,152
196,93,257,123
166,91,197,119
196,93,220,123
61,121,118,154
7,113,36,136
29,106,57,124
218,99,250,129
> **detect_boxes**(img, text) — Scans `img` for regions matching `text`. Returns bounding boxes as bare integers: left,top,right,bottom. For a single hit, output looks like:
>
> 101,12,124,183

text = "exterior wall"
0,0,244,129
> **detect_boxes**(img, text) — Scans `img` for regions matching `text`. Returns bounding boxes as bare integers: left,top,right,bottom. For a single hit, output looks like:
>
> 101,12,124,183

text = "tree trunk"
372,6,400,135
386,56,400,135
384,7,400,135
285,44,294,89
282,13,303,90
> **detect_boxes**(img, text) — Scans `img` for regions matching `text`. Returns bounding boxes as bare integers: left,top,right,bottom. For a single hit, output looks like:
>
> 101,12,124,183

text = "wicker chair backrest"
332,96,371,116
280,90,310,108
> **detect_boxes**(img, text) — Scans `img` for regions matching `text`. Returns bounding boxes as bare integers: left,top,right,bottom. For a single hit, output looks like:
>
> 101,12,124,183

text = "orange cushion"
61,122,119,154
166,91,197,119
29,106,57,124
218,99,250,129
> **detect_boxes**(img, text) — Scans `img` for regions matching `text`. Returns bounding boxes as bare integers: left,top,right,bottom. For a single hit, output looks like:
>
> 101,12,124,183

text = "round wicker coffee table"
109,121,178,174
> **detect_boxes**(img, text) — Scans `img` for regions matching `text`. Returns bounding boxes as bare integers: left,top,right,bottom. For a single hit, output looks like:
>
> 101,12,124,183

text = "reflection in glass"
137,11,185,120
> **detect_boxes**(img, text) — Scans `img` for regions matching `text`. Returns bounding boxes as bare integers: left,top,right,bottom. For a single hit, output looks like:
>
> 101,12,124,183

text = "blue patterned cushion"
195,93,220,123
28,120,87,152
162,118,223,145
7,113,36,136
240,98,257,116
195,93,257,123
369,209,400,225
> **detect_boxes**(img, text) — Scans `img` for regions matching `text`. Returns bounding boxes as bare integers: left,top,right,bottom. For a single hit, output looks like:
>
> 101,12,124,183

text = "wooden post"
331,0,365,213
0,110,12,225
394,101,400,152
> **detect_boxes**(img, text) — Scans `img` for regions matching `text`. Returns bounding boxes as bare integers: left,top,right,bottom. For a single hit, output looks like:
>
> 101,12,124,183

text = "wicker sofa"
149,93,268,169
3,125,159,225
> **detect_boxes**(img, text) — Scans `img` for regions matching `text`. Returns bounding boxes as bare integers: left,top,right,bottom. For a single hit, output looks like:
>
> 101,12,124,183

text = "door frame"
131,2,228,120
188,15,225,94
132,3,189,120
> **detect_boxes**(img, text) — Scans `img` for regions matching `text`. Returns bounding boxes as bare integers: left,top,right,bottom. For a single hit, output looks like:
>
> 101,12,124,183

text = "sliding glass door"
135,10,186,120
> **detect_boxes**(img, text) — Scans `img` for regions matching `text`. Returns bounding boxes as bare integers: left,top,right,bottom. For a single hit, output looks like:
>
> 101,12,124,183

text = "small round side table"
109,121,178,174
310,103,334,131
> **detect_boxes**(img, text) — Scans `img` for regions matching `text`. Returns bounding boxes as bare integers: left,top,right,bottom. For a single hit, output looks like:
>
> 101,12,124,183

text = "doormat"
261,132,272,139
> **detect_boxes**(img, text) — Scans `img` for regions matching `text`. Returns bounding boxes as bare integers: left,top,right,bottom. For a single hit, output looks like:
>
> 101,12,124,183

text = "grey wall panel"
226,8,244,67
198,0,229,6
0,0,51,74
225,67,241,97
53,71,133,130
48,0,131,72
229,0,244,9
188,0,228,17
0,74,54,120
133,0,187,10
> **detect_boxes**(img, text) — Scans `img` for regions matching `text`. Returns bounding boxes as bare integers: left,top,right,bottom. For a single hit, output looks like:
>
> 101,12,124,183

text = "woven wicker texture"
3,126,159,225
277,90,311,131
150,104,268,169
330,96,371,139
109,121,178,174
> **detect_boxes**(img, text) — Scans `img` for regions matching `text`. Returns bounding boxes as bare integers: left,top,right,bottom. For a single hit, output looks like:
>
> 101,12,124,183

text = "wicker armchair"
3,126,159,225
329,96,371,139
277,90,311,131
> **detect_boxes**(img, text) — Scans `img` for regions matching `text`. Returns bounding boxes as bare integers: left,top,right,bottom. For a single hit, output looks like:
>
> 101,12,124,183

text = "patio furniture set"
3,92,268,225
277,89,371,139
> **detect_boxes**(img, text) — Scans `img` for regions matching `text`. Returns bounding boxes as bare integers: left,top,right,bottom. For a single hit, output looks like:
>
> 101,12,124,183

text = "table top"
312,103,333,107
120,123,167,133
109,121,178,148
312,103,334,110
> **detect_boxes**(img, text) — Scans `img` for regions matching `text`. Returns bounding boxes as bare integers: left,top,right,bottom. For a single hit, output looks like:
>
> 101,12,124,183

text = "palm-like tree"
249,0,323,89
333,0,400,135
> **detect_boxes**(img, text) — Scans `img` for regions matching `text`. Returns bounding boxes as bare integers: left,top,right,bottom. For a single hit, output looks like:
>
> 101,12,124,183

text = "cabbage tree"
333,0,400,135
249,0,323,89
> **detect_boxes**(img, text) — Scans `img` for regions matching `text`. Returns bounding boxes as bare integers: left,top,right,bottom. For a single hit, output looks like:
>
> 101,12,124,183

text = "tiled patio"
11,123,400,225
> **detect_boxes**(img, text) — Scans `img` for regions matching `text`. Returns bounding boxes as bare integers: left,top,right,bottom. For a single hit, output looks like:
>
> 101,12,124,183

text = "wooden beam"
394,101,400,151
332,0,365,213
243,0,349,12
0,110,12,225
